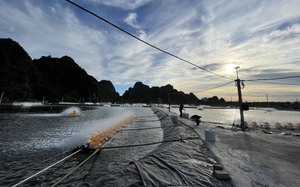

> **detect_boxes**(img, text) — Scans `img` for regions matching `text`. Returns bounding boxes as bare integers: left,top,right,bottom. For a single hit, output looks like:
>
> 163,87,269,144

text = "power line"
244,75,300,81
247,80,300,86
65,0,234,80
192,80,234,93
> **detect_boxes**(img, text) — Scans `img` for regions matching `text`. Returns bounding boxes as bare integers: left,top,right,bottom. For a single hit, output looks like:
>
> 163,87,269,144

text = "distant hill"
32,55,100,102
0,38,33,101
0,38,228,106
122,82,201,104
0,38,119,103
97,80,119,102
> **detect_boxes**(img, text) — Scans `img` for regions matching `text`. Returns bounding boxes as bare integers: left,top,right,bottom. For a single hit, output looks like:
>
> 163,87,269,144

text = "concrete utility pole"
235,66,245,129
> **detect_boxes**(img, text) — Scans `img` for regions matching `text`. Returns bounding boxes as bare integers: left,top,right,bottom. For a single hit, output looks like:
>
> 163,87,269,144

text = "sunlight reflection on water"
173,107,300,127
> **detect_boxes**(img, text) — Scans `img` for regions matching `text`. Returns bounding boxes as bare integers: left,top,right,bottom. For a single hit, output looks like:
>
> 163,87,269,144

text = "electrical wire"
192,80,234,93
247,80,300,86
244,75,300,81
64,0,234,80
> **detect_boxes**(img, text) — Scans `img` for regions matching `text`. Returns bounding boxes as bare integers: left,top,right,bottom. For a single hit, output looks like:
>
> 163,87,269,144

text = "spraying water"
21,106,82,117
0,107,140,155
60,106,81,117
59,108,134,149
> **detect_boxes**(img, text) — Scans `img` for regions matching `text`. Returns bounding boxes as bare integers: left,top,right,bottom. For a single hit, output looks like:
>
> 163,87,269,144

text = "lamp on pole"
235,66,245,130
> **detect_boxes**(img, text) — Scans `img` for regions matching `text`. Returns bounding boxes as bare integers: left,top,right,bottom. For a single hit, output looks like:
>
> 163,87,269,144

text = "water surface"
172,107,300,127
0,106,162,186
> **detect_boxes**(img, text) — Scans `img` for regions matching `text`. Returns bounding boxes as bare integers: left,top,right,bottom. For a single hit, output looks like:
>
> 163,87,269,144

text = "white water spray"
60,106,81,117
59,110,134,148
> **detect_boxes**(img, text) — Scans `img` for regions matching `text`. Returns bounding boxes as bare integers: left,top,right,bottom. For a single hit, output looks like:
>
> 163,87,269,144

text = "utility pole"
168,93,171,112
0,91,4,103
266,94,270,107
235,66,245,130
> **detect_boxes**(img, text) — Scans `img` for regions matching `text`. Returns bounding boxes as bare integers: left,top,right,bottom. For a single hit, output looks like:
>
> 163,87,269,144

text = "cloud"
124,12,147,39
124,12,138,28
92,0,152,10
1,0,300,102
0,1,110,78
261,24,300,42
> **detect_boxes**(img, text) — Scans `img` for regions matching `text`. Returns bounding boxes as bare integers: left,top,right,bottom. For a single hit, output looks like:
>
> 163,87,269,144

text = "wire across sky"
65,0,234,81
3,0,300,102
65,0,300,97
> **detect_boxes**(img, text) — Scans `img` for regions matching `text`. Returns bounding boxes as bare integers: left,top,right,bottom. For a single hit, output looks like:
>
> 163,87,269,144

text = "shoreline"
1,106,298,186
163,108,300,187
1,102,300,113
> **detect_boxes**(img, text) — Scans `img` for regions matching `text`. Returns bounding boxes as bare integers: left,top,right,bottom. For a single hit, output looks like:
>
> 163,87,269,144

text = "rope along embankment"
12,149,82,187
98,136,199,150
0,151,68,181
51,148,101,187
121,125,174,131
10,112,197,186
11,116,135,186
51,131,198,186
52,116,137,186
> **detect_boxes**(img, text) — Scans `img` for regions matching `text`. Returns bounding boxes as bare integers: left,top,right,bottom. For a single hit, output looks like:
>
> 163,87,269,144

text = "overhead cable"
248,80,300,86
65,0,234,80
244,75,300,81
193,81,234,93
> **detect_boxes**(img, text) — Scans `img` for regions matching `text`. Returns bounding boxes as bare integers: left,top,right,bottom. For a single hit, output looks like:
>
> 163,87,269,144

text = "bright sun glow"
225,64,237,73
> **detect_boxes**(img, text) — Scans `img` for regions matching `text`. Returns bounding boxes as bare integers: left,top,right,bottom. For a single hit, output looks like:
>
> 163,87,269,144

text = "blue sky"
1,0,300,102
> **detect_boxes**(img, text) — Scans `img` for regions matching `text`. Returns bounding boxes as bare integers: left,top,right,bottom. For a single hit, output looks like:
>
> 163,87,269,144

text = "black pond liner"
91,107,234,187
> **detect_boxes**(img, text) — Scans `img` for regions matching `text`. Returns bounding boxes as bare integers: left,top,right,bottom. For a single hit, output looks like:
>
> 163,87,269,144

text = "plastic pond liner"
91,107,233,187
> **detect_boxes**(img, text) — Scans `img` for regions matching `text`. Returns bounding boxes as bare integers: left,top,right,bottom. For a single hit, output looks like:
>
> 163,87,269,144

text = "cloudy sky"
1,0,300,102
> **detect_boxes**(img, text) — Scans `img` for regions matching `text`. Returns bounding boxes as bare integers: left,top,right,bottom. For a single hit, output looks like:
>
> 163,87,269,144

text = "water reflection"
0,107,144,155
173,108,300,127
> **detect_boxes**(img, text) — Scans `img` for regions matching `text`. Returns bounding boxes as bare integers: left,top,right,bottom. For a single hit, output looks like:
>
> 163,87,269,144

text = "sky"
1,0,300,102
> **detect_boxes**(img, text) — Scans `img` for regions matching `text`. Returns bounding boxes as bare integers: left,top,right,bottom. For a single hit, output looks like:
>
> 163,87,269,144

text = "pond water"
0,106,161,186
0,105,299,186
171,107,300,127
